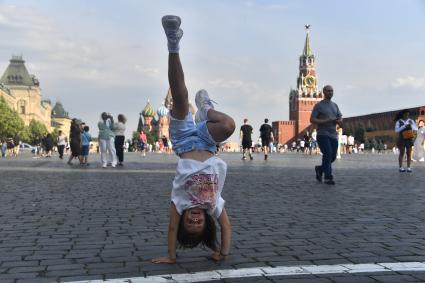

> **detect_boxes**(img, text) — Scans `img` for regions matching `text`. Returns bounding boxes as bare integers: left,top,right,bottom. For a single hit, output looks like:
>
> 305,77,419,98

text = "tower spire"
303,24,313,57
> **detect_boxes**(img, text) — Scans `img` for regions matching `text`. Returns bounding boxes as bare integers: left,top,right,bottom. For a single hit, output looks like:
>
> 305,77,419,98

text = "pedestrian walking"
161,135,171,154
240,118,253,160
139,130,147,157
311,129,318,154
98,112,117,168
113,114,126,166
259,118,273,160
413,120,425,162
43,133,54,158
13,134,20,157
1,138,7,158
395,109,417,172
152,15,233,264
67,119,82,165
57,130,66,159
310,85,343,185
6,137,14,157
81,126,91,165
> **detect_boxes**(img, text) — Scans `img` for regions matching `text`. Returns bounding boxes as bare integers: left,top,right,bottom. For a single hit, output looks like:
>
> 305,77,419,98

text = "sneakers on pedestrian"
194,89,216,123
102,164,107,168
315,165,323,182
264,154,268,161
399,167,406,172
324,178,335,185
242,156,246,160
407,167,412,173
249,155,253,160
162,15,183,53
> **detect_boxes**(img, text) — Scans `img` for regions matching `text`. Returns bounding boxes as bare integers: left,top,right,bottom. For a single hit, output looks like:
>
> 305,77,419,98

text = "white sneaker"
102,164,107,168
194,89,216,123
399,167,406,172
419,158,425,162
407,167,412,173
162,15,183,53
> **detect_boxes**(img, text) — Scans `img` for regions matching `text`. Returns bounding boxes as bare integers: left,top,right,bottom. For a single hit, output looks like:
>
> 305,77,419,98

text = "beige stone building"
51,102,71,138
0,56,71,134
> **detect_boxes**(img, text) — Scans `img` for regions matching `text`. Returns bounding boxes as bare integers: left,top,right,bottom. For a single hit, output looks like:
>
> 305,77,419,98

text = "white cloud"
0,4,161,87
392,76,425,90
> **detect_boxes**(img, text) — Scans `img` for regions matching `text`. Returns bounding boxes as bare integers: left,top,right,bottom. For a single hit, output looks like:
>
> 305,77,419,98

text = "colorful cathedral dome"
157,103,169,117
142,100,155,117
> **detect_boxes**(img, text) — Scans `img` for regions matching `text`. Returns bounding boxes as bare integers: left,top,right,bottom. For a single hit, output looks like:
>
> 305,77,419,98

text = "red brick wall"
296,99,320,135
272,121,296,145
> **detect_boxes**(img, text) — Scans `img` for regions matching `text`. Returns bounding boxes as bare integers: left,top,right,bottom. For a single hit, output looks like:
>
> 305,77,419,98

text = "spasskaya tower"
273,25,323,145
289,25,323,135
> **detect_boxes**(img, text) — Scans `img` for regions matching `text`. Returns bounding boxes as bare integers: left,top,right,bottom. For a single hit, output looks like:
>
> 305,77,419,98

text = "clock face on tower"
304,75,315,87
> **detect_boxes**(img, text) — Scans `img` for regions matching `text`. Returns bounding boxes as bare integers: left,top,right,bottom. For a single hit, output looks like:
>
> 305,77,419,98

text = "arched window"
18,100,26,114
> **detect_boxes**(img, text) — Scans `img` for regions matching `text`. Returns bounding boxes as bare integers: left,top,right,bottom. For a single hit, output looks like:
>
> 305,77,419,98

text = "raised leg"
168,53,188,120
206,109,235,143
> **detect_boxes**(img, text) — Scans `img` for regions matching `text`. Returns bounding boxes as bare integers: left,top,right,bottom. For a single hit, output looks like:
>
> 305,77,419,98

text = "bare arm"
211,208,231,262
152,203,181,263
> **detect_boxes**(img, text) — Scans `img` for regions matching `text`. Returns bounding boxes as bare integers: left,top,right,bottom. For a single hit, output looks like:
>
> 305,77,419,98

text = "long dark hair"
394,109,409,122
177,209,218,251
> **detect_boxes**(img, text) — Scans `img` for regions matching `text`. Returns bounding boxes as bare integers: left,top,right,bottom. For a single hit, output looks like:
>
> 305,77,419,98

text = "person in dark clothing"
240,118,253,160
162,135,170,154
44,133,54,158
259,118,273,160
67,119,82,165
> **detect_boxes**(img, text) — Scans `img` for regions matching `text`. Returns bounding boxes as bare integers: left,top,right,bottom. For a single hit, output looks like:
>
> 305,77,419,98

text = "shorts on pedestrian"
261,138,271,147
397,138,414,149
169,112,217,156
242,139,251,149
81,145,89,156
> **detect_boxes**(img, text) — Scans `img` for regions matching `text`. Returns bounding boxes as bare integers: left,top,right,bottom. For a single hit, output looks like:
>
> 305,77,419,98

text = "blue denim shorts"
169,112,217,156
81,145,89,156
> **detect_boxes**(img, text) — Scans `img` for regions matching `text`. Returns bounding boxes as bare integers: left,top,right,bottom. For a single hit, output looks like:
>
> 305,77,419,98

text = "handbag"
402,130,415,139
399,120,416,140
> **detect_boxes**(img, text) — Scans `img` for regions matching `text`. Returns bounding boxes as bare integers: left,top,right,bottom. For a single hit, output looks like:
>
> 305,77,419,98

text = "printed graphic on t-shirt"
185,174,218,210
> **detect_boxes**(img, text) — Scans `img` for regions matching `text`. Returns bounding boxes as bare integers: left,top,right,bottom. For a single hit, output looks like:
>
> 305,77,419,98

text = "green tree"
0,97,25,139
371,138,378,150
27,119,48,144
145,127,158,145
354,125,366,143
364,138,370,150
51,128,59,145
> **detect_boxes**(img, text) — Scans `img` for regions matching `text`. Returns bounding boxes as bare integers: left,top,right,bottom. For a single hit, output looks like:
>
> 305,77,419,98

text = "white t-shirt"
57,135,66,146
171,156,227,219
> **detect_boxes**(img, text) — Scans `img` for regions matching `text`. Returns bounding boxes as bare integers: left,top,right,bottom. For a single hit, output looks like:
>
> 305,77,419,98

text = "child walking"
81,126,92,165
152,15,235,264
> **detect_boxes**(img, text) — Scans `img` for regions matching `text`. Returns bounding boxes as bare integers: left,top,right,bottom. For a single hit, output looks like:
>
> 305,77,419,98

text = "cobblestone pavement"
1,152,425,283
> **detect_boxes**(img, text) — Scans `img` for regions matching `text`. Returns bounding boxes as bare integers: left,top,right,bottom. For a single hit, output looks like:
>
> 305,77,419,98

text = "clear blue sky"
0,0,424,141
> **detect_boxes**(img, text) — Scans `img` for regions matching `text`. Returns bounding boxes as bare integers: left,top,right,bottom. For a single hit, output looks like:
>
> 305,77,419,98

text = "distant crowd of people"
0,134,21,158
